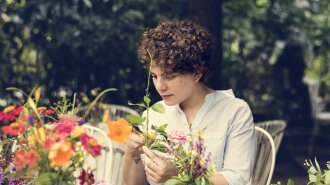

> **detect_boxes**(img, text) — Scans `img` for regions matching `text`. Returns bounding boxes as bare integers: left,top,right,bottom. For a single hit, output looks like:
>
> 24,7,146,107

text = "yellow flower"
106,118,132,144
103,109,110,123
35,87,41,102
3,105,15,113
210,163,216,174
33,127,45,146
48,142,72,167
71,126,86,138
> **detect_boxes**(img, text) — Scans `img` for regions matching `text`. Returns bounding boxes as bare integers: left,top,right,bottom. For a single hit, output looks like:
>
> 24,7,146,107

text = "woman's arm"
122,151,149,185
122,131,149,185
210,173,229,185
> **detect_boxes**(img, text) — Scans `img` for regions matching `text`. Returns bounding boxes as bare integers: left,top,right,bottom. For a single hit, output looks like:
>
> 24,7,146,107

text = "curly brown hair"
137,20,214,82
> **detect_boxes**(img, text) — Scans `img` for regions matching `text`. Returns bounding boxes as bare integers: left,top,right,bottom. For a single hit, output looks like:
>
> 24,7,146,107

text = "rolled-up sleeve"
218,100,257,185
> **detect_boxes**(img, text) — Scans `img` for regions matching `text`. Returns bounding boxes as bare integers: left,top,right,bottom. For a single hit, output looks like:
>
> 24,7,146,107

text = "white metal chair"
303,77,330,155
82,125,113,183
250,126,276,185
80,104,139,185
255,120,286,154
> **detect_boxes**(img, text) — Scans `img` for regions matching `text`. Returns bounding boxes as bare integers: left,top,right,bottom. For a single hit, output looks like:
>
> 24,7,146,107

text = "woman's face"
151,66,199,106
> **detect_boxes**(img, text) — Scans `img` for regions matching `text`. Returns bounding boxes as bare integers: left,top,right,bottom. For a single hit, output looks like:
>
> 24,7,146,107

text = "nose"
154,78,167,92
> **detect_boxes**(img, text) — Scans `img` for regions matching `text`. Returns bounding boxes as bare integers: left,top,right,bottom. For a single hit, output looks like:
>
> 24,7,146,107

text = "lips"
161,95,172,100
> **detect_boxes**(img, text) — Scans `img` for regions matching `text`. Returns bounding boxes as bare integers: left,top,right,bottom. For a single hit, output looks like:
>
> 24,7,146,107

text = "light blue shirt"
143,90,257,185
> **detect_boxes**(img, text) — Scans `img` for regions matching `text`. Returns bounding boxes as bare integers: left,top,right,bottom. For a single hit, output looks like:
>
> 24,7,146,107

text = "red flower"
80,133,102,157
2,122,26,136
0,105,23,122
78,168,95,185
13,149,40,170
13,150,26,169
24,150,40,168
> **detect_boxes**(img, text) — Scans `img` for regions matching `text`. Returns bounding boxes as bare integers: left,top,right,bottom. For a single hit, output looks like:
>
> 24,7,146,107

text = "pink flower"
169,130,187,144
44,133,67,149
80,133,102,157
55,119,77,136
0,105,23,122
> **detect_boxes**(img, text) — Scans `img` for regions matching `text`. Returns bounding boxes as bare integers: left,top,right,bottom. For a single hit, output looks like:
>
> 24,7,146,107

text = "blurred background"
0,0,329,183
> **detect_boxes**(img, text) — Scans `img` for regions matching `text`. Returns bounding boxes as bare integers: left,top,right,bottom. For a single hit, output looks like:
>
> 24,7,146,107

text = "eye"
164,74,177,80
151,74,157,79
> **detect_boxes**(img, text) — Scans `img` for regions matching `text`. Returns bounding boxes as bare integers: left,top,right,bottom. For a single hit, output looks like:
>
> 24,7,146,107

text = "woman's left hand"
142,146,178,183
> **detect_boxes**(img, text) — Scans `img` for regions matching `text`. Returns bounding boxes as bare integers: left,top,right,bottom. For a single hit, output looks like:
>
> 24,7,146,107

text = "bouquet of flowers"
0,87,117,185
164,130,215,185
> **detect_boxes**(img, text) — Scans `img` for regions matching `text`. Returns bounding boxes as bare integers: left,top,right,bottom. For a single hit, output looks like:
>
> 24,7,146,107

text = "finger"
144,157,161,182
142,146,159,159
142,146,167,166
130,132,144,144
145,166,161,183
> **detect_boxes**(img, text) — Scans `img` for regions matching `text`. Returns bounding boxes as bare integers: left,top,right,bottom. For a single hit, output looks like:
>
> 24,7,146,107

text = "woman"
123,20,256,185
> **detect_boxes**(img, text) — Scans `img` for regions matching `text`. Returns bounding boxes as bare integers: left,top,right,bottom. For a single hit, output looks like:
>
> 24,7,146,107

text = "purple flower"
28,115,34,125
78,118,85,125
8,162,17,173
0,169,5,184
7,177,21,185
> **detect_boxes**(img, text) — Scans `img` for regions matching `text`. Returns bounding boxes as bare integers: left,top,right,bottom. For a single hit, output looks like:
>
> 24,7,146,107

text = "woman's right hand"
126,130,145,159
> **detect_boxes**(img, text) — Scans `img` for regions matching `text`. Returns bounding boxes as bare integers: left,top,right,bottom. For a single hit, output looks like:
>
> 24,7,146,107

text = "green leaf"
126,115,145,125
181,175,190,182
324,170,330,184
314,157,322,173
150,143,168,152
309,166,317,174
151,102,165,113
35,172,58,185
287,179,295,185
308,173,317,183
164,178,182,185
128,102,146,108
144,95,151,105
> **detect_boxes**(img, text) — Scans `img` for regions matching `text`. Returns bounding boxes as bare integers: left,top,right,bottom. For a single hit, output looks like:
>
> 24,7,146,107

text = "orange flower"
2,122,26,136
48,142,72,167
13,150,27,169
25,150,40,168
12,149,40,170
3,105,15,113
106,118,132,144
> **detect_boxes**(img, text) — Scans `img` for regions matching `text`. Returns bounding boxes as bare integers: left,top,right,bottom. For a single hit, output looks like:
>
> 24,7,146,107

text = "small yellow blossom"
71,126,85,138
3,105,15,113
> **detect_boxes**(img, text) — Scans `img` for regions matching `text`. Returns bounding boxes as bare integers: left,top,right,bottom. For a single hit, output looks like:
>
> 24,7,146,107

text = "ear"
193,73,203,83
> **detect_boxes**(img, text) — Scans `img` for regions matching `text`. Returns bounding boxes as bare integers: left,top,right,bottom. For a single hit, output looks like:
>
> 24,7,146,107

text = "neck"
179,83,214,112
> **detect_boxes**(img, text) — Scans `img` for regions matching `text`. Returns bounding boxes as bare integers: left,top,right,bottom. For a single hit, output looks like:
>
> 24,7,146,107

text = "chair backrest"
303,77,324,118
251,126,276,185
255,120,286,154
82,125,113,183
80,104,139,185
109,142,126,185
78,104,140,125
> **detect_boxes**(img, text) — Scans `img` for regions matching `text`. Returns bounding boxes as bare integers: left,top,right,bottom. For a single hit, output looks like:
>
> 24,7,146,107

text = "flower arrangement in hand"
164,130,215,185
0,87,116,185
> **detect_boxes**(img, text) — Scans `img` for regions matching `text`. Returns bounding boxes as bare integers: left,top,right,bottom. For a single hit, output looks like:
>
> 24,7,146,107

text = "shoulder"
213,90,252,113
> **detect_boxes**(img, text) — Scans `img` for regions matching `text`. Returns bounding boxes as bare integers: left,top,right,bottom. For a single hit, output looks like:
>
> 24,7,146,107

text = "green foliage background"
1,0,330,126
